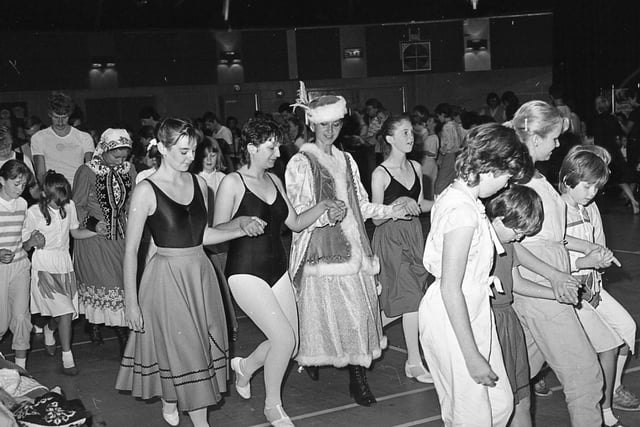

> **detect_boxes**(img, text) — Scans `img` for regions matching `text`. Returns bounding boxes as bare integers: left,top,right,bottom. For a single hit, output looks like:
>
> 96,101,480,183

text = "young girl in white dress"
559,145,637,426
24,170,97,375
419,123,533,426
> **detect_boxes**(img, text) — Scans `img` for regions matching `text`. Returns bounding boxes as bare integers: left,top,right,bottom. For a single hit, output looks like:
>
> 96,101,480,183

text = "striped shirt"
0,196,28,263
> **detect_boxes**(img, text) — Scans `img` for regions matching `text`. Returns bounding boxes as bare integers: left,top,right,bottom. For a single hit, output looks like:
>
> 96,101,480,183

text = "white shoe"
162,406,179,426
231,357,251,399
405,361,433,384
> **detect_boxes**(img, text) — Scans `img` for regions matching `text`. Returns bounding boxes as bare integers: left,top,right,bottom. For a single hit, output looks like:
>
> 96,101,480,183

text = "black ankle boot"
348,365,376,407
113,326,130,357
305,366,319,381
88,323,104,345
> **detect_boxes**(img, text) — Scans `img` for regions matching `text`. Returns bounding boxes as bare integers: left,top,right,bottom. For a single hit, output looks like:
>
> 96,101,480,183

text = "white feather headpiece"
290,81,347,125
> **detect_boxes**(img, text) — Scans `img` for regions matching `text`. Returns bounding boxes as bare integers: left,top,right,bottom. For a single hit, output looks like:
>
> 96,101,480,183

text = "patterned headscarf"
87,128,133,240
94,128,132,158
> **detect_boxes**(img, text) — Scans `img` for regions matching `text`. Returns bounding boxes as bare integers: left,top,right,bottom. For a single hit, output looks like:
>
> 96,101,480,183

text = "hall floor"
2,191,640,427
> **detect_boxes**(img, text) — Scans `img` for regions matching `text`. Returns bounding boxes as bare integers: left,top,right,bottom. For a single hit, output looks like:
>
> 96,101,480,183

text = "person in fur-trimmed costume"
285,87,409,406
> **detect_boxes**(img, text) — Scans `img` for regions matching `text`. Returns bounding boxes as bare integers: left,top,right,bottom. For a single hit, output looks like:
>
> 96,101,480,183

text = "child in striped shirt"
0,160,45,368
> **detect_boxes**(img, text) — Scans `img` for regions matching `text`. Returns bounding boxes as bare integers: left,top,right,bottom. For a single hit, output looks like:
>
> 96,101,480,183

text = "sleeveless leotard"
380,164,420,204
145,174,206,248
225,172,288,286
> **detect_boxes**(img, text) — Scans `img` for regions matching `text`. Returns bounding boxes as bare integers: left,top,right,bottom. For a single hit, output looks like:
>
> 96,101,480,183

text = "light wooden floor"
3,192,640,427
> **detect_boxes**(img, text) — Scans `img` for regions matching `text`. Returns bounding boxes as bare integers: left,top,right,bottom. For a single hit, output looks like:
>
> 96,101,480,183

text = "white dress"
567,201,635,353
419,185,512,427
23,201,79,318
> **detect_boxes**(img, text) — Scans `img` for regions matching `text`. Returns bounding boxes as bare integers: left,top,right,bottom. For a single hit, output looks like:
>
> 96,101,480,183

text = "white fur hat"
291,81,348,124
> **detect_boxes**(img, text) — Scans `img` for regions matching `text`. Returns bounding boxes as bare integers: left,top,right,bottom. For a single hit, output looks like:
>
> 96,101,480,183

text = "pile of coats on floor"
0,355,96,427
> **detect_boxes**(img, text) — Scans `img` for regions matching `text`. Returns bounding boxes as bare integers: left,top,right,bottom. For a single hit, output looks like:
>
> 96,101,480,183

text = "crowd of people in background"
1,84,640,426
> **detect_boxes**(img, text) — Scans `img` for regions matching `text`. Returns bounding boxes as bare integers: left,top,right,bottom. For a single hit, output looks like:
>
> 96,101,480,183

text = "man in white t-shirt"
31,92,94,187
203,111,233,146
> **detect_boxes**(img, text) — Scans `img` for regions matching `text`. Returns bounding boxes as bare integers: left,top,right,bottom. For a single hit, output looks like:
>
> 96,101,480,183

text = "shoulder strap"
235,171,248,188
379,164,393,179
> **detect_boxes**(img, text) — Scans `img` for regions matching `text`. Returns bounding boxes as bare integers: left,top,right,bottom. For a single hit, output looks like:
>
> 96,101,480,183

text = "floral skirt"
73,236,125,326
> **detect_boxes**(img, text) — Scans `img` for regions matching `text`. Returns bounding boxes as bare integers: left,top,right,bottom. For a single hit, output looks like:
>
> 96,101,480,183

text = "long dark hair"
38,170,71,226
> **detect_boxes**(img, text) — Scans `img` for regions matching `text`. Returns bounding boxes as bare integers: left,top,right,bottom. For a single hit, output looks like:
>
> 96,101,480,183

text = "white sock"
603,407,618,426
62,350,75,368
614,354,627,391
14,357,26,369
44,324,56,346
162,399,177,414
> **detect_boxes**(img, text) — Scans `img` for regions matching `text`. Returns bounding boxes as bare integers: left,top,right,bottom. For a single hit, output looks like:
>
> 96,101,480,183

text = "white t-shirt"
23,200,79,253
198,170,226,197
31,127,94,186
215,126,233,146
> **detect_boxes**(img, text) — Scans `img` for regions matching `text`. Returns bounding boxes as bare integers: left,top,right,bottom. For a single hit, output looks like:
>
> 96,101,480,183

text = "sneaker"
534,377,553,397
613,385,640,411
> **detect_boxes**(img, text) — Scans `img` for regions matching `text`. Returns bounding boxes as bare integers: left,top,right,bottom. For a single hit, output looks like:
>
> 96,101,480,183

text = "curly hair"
455,123,534,187
48,92,75,116
240,118,284,166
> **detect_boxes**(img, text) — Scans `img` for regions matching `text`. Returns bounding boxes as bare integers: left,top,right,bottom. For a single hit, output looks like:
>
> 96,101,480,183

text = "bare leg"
402,312,422,366
228,273,297,408
510,395,532,427
619,183,639,213
600,348,618,410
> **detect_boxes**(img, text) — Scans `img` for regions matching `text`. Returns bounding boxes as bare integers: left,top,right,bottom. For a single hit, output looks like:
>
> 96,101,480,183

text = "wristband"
85,216,99,232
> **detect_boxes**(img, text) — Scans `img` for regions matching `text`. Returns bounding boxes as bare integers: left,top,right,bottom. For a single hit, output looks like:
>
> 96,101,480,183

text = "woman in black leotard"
214,118,343,427
116,118,265,427
370,115,434,384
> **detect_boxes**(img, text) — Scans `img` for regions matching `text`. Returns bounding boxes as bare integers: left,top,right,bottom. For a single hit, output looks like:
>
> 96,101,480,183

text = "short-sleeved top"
23,200,79,252
423,185,495,318
565,201,605,275
0,196,28,263
491,243,515,307
31,127,94,186
215,126,233,146
422,134,439,158
199,170,226,198
518,174,570,286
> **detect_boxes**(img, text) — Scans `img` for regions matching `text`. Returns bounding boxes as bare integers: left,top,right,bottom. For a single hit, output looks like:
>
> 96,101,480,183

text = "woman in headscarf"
72,128,136,353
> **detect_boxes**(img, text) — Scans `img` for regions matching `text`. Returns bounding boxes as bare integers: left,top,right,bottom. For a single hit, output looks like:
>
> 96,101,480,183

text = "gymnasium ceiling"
3,0,555,32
